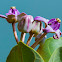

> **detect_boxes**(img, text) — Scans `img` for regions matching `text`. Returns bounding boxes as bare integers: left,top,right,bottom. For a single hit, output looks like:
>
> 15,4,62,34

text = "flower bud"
18,15,34,33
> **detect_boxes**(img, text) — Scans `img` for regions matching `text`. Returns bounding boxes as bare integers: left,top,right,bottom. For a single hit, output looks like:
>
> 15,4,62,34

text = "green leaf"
6,41,44,62
49,47,62,62
37,37,62,62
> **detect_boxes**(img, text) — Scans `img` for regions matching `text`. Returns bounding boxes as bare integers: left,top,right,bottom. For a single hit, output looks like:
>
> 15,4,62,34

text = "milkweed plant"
0,6,62,62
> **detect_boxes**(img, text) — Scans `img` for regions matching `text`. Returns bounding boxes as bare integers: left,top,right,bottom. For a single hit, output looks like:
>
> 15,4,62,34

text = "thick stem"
20,32,26,42
12,23,19,44
31,33,47,48
26,34,34,46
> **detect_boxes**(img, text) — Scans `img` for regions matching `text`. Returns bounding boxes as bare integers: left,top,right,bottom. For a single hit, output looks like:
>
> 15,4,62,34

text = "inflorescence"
0,7,62,48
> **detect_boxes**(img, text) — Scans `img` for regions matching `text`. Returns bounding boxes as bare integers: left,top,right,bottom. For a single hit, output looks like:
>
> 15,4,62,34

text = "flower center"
10,6,16,9
56,18,61,23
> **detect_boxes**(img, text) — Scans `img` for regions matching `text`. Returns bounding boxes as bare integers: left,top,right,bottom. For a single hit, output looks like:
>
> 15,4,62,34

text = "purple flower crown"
0,7,62,48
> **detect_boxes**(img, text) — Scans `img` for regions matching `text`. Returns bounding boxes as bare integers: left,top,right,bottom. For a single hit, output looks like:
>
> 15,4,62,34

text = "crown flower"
0,7,21,44
43,18,61,39
0,6,20,23
34,16,62,39
31,16,62,48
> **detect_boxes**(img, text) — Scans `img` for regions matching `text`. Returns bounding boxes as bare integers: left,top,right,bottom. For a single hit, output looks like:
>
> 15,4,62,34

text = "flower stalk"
31,32,47,48
26,34,34,46
12,22,19,44
20,32,26,42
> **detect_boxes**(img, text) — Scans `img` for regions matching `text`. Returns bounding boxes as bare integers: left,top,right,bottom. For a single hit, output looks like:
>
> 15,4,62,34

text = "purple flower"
6,7,20,16
0,6,20,23
18,14,34,33
34,16,62,39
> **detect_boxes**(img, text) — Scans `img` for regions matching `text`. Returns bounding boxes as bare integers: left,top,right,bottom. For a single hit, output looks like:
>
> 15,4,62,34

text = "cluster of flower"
0,7,62,48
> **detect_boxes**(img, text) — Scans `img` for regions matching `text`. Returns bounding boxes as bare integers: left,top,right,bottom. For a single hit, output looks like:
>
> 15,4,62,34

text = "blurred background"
0,0,62,62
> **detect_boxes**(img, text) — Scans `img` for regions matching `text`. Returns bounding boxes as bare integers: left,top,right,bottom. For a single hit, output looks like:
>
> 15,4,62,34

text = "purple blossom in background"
34,16,62,39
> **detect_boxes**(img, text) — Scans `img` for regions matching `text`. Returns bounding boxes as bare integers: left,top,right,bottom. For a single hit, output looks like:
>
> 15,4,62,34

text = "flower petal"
17,12,26,21
0,14,7,19
39,23,43,33
53,29,62,39
43,25,62,39
48,18,60,31
34,16,49,24
6,9,20,16
48,18,56,24
6,13,14,16
43,25,55,33
24,15,34,32
31,21,41,34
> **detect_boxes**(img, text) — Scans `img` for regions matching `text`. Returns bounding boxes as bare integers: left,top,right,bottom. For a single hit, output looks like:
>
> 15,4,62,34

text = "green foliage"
6,41,44,62
6,37,62,62
37,37,62,62
49,47,62,62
